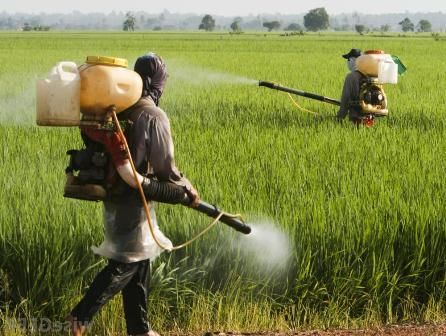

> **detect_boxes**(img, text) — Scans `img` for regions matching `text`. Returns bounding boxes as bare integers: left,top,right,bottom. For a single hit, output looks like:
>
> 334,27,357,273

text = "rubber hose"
141,178,189,204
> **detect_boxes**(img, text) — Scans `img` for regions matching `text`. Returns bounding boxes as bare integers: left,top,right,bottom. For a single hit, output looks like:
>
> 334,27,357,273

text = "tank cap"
86,56,128,68
365,50,385,55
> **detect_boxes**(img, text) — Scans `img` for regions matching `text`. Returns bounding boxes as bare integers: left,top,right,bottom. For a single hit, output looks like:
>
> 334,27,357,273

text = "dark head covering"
134,53,167,106
342,48,362,59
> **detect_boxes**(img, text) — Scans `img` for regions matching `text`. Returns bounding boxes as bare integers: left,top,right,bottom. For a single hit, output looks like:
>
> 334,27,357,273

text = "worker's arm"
337,73,353,120
146,111,200,206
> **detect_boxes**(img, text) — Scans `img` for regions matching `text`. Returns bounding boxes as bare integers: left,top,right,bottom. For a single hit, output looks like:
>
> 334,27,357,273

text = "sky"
2,0,445,16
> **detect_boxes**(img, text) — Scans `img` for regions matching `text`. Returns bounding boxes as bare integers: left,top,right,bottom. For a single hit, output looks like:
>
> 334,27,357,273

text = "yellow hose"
287,93,320,116
269,81,321,116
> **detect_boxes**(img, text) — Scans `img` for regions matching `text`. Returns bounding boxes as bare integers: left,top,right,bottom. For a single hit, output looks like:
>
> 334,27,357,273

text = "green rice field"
0,31,445,335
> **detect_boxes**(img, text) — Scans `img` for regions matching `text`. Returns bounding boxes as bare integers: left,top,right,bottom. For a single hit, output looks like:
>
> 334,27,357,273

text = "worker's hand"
184,185,200,208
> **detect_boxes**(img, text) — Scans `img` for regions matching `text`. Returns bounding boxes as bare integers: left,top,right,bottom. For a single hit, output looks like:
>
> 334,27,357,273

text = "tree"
380,24,391,33
285,23,302,31
304,7,329,32
417,19,432,32
355,24,366,35
199,14,215,31
263,21,281,32
398,17,414,32
123,12,136,31
22,23,32,31
230,18,242,32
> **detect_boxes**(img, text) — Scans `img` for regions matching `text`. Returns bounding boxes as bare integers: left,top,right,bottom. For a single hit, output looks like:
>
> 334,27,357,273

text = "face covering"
347,58,357,72
134,53,167,106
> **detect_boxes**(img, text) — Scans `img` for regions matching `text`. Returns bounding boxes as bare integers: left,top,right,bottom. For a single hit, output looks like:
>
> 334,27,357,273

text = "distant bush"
280,30,304,37
431,32,445,41
22,23,50,31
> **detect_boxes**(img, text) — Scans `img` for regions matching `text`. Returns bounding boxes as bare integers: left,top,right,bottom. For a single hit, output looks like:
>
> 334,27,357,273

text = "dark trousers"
71,258,150,335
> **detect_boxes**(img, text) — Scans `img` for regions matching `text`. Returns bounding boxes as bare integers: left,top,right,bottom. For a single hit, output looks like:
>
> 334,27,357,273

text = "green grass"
0,32,445,335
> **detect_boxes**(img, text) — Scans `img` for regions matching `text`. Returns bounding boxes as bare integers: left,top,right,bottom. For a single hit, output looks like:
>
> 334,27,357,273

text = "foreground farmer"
67,53,199,336
336,48,369,124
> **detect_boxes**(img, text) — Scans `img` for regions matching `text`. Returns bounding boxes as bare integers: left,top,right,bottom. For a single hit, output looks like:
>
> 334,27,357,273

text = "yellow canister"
79,56,143,116
356,50,394,78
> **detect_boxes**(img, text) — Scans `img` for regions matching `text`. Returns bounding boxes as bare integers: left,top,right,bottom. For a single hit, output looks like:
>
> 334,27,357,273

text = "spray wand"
258,81,341,106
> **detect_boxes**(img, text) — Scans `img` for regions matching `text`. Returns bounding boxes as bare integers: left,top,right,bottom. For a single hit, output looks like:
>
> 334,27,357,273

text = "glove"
81,127,129,167
141,177,189,205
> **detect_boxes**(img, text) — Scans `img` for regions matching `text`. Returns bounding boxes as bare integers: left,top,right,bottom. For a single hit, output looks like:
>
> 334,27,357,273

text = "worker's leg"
70,259,140,330
122,259,151,335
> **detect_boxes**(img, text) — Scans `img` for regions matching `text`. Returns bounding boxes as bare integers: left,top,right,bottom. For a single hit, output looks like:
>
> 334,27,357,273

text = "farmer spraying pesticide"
36,53,250,336
259,49,406,126
66,53,201,336
337,48,399,127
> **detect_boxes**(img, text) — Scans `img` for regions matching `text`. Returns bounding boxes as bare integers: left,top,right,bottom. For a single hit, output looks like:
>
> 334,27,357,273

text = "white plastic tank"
378,60,398,84
36,62,81,126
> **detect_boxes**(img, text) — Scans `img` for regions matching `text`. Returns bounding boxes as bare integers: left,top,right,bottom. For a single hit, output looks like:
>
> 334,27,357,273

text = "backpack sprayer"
36,56,251,251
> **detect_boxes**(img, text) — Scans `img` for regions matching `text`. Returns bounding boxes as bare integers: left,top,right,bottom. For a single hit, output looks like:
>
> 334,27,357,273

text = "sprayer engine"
358,79,388,116
364,88,384,105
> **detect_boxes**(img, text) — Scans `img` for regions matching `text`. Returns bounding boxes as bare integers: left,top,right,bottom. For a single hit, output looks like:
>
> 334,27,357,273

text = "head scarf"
134,53,167,106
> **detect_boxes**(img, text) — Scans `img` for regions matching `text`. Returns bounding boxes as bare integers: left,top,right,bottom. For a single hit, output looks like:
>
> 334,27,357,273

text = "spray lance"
259,81,341,106
139,177,251,235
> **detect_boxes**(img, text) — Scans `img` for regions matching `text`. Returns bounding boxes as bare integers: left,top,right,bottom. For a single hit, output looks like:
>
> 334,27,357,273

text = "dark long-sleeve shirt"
93,96,193,263
337,70,364,121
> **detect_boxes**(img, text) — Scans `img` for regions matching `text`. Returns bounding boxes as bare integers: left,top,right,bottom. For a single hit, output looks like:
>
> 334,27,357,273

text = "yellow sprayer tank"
79,56,143,116
356,50,397,84
36,62,81,126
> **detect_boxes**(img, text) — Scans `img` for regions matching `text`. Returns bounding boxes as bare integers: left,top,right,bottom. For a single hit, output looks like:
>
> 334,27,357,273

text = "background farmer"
336,48,364,122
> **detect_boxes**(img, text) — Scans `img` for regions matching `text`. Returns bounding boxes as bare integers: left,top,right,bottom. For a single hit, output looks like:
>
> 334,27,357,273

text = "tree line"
203,8,433,33
124,8,435,34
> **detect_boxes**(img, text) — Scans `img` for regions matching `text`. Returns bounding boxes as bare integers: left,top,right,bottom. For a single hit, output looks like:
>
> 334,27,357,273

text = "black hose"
141,178,189,204
142,178,251,234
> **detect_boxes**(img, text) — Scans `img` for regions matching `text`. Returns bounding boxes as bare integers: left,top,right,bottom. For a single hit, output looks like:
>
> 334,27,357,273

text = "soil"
202,325,446,336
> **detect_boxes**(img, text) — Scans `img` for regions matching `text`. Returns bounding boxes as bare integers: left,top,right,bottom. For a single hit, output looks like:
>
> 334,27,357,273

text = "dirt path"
202,325,446,336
